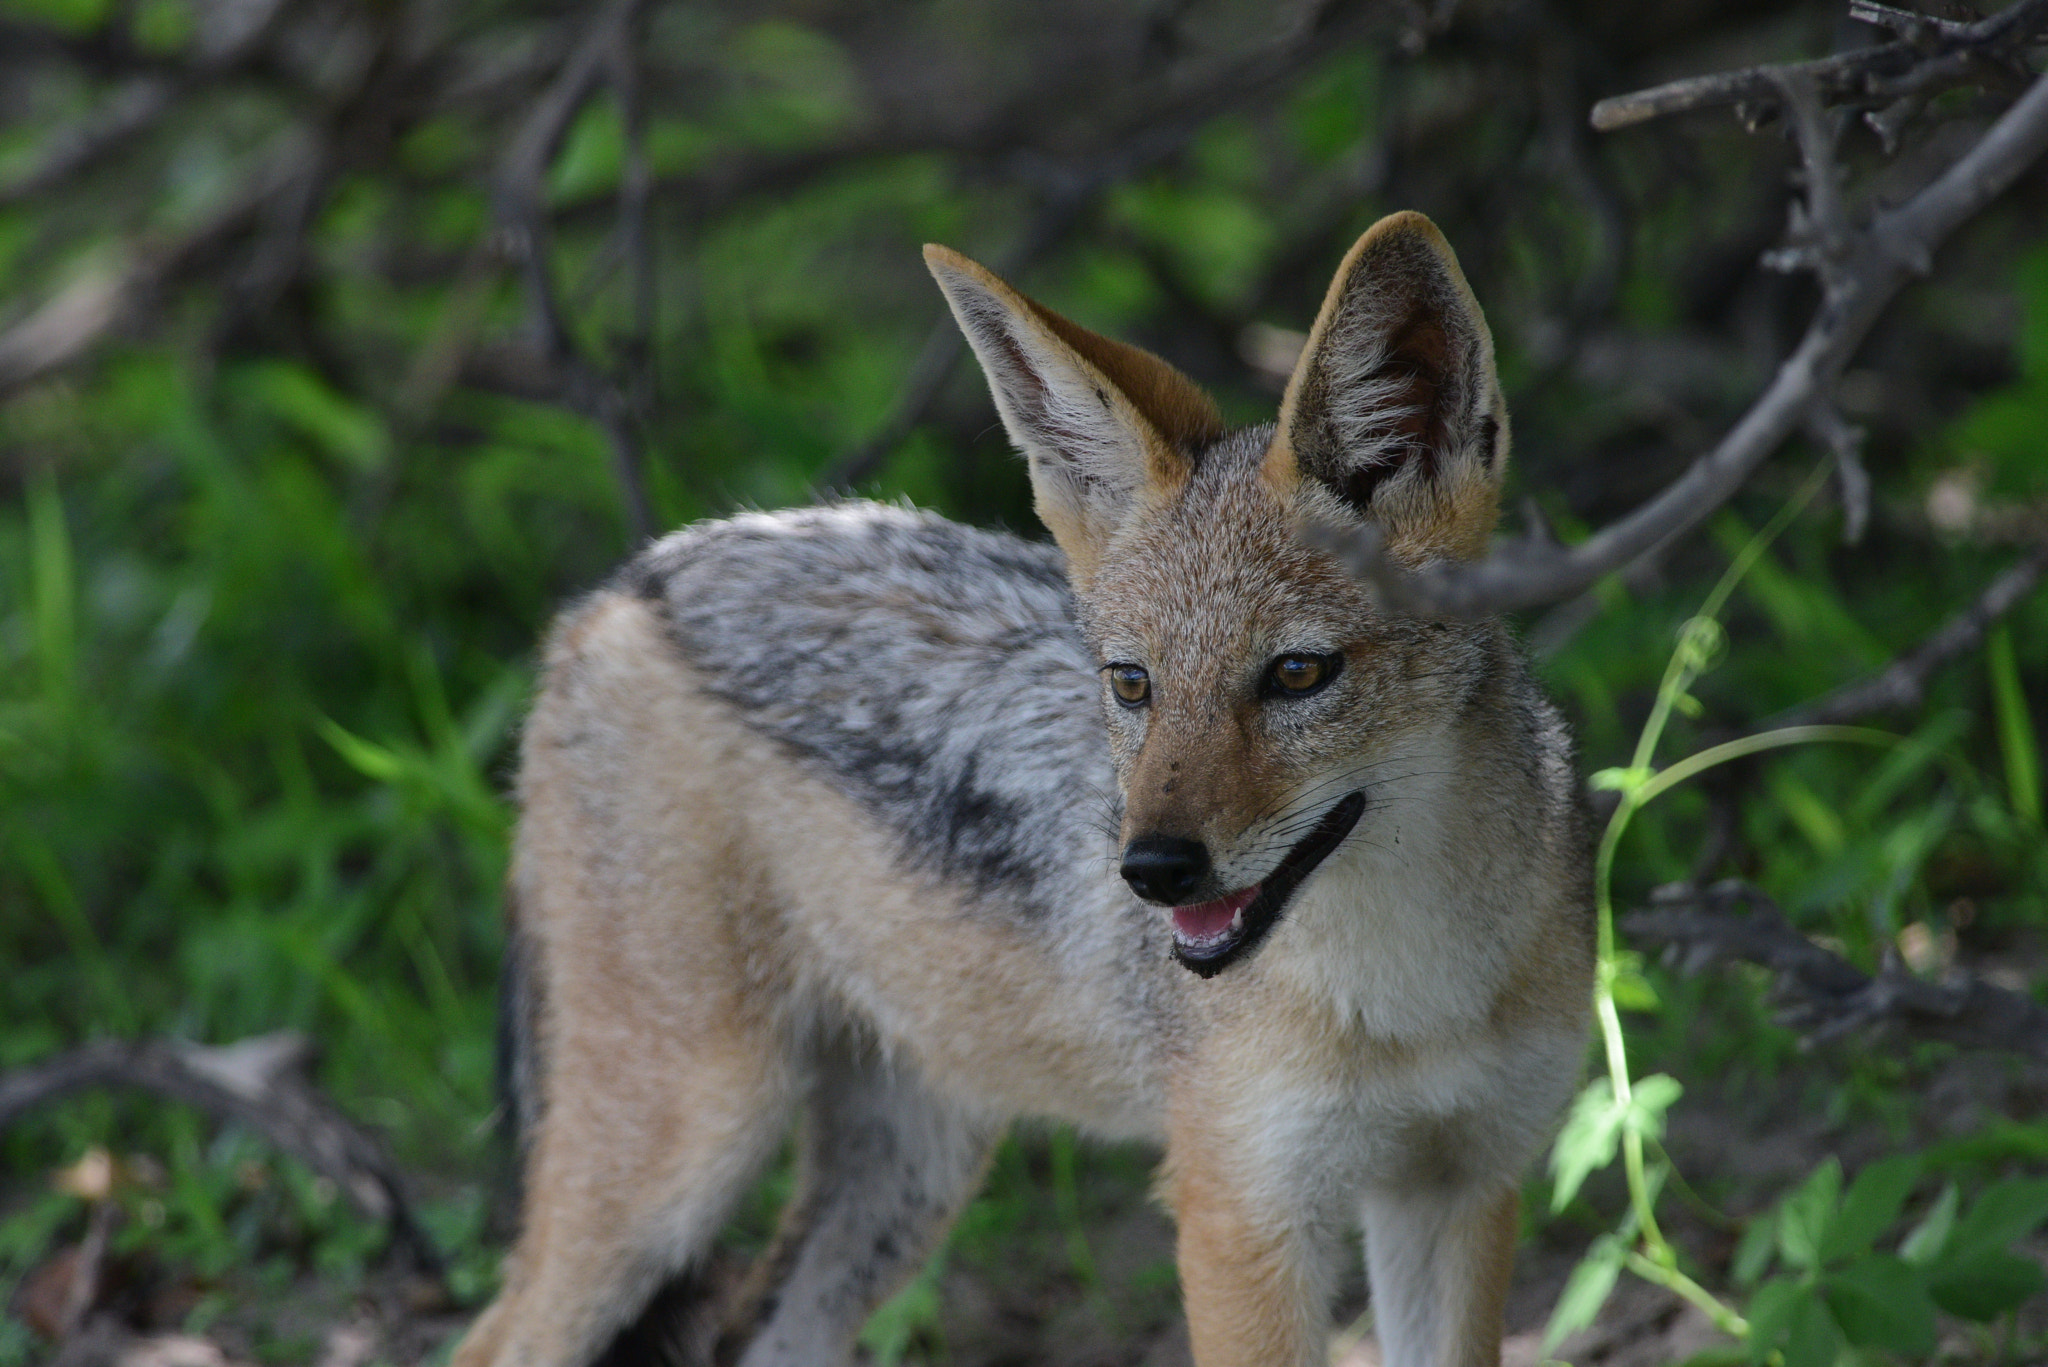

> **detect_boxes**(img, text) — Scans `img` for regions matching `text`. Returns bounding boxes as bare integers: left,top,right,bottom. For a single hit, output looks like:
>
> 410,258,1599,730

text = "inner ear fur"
1270,211,1509,561
925,244,1223,583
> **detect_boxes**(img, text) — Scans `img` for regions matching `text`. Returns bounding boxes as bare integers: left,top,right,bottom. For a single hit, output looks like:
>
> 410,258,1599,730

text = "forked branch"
1316,12,2048,617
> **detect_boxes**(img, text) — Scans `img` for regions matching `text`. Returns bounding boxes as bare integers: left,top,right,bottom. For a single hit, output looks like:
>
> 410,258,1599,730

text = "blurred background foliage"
0,0,2044,1360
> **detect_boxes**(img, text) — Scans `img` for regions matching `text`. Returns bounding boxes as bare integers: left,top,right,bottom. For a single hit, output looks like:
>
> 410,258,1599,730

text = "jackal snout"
1119,834,1210,904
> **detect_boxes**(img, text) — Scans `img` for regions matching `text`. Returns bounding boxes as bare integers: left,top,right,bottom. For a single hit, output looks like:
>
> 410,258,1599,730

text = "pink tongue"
1172,887,1258,941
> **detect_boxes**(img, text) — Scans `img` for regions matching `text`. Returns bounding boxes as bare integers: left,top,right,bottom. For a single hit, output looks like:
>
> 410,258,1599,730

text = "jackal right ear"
925,245,1223,585
1270,211,1509,562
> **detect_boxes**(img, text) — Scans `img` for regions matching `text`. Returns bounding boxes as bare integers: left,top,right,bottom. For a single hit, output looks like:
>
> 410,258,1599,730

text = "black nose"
1120,836,1211,904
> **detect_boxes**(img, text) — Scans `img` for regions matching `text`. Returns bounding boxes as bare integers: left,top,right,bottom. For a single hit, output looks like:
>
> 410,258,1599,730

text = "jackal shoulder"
614,501,1120,921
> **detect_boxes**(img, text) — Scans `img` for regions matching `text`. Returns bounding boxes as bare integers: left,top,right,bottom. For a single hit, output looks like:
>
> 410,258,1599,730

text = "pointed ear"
1268,211,1509,561
924,244,1223,584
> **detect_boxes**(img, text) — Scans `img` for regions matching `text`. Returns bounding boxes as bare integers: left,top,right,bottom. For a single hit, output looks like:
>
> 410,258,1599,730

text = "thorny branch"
1624,881,2048,1062
1316,19,2048,617
0,1033,443,1275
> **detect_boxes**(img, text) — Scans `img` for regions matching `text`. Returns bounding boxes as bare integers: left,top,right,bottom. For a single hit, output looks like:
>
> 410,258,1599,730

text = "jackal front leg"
1361,1182,1518,1367
1163,1119,1341,1367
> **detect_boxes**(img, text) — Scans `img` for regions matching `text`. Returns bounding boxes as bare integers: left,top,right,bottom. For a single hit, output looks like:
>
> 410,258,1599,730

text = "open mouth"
1169,790,1367,978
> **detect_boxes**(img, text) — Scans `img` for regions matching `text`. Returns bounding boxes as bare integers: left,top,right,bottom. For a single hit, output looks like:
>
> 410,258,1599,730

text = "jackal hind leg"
1360,1182,1518,1367
724,1046,997,1367
452,1006,799,1367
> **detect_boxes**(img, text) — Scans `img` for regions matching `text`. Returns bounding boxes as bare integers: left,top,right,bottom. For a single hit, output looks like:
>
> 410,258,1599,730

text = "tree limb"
0,133,308,398
1624,881,2048,1060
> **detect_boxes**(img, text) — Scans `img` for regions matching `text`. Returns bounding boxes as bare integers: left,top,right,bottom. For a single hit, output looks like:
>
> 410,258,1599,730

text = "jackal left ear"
925,245,1223,586
1270,211,1509,561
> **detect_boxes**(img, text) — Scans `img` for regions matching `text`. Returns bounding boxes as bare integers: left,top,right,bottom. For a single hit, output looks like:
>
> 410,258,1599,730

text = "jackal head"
927,212,1509,977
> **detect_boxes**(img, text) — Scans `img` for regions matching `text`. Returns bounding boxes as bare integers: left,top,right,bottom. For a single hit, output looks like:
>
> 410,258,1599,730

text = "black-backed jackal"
452,212,1594,1367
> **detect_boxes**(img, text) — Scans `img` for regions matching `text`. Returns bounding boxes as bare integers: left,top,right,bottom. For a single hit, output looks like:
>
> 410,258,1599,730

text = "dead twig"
0,1033,443,1277
1764,540,2048,728
1624,881,2048,1061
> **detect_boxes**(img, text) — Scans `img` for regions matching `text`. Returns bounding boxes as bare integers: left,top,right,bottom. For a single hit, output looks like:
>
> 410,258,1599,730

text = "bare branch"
1589,0,2048,131
0,1033,443,1275
1624,881,2048,1061
1765,71,1854,291
1848,0,1974,41
1765,541,2048,728
1317,67,2048,617
490,0,655,541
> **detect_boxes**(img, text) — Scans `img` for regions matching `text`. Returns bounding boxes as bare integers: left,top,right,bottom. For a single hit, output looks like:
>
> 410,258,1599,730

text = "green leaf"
27,465,75,705
1927,1248,2046,1322
1590,764,1654,794
316,717,404,783
1898,1181,1958,1265
1944,1175,2048,1259
1624,1074,1684,1143
1549,1077,1625,1211
1609,963,1661,1012
1544,1233,1626,1353
859,1249,945,1365
1781,1292,1844,1367
1819,1154,1920,1264
1743,1276,1804,1365
1732,1214,1777,1287
1777,1158,1841,1274
0,0,114,33
1987,625,2042,826
1820,1253,1936,1354
240,360,388,472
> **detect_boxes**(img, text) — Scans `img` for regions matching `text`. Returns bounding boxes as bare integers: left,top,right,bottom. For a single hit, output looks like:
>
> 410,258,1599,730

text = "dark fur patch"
591,1267,717,1367
627,504,1111,915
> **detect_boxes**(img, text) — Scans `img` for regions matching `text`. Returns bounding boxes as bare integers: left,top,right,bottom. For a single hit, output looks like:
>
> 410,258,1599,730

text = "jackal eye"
1264,652,1340,698
1107,664,1151,708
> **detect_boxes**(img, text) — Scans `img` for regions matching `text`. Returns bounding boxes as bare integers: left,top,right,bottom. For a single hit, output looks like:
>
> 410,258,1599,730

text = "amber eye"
1108,664,1151,708
1266,652,1338,697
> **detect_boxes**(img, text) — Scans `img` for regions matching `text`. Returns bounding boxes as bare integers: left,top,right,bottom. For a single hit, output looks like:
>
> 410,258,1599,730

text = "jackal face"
928,213,1509,977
